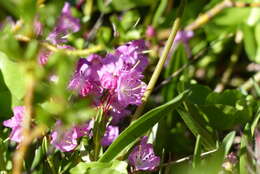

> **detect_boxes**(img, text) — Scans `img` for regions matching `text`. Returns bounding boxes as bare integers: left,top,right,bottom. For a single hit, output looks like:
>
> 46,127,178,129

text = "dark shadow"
0,71,12,121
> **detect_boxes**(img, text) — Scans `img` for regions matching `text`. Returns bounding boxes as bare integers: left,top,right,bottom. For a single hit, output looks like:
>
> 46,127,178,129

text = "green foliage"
99,90,190,162
0,52,25,109
0,0,260,173
70,160,128,174
186,85,253,130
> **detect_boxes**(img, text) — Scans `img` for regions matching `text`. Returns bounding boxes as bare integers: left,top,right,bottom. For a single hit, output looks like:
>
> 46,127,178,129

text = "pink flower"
128,136,160,171
145,25,156,38
115,40,148,72
33,16,43,36
109,108,130,125
116,70,146,107
38,48,52,65
174,30,194,57
97,54,124,79
50,120,94,152
101,125,119,147
3,106,25,143
50,121,78,152
68,40,148,123
75,119,94,138
68,55,103,96
47,2,80,44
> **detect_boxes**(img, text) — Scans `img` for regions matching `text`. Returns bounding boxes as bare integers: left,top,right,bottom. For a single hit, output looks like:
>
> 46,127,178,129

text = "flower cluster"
3,106,25,143
69,40,148,124
128,136,160,171
49,40,148,152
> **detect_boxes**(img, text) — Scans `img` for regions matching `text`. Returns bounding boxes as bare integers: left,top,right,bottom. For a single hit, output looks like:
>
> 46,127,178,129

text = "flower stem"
132,0,186,120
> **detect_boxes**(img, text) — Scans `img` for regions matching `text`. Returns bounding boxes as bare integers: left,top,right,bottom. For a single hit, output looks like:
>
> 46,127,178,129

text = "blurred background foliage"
0,0,260,173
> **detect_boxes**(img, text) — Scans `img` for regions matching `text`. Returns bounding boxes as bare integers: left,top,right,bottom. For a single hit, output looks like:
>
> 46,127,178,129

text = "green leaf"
0,52,26,100
221,131,235,156
187,84,212,105
252,76,260,97
243,25,257,62
0,138,7,170
239,124,251,174
177,109,215,149
251,108,260,136
31,146,43,170
99,90,190,162
87,168,126,174
214,8,250,26
187,88,253,130
0,27,22,60
111,0,153,11
70,162,110,174
0,71,12,117
199,104,251,130
152,0,167,27
121,10,140,30
206,89,244,106
70,161,127,174
192,135,201,168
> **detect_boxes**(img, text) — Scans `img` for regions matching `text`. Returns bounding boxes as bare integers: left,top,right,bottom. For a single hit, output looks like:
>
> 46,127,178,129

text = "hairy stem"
41,42,104,57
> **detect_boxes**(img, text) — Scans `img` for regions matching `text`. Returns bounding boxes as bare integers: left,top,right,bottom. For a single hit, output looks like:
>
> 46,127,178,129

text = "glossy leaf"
99,90,190,162
177,109,215,149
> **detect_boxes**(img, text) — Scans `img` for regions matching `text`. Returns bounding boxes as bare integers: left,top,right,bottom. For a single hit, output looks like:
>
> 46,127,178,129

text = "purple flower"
116,70,146,107
38,48,52,65
110,108,130,125
174,30,194,43
115,40,148,72
68,40,148,122
128,136,160,171
51,121,78,152
68,55,103,96
3,106,25,143
174,30,194,56
101,125,119,147
47,2,80,44
98,54,124,78
164,30,194,66
51,120,93,152
75,119,94,138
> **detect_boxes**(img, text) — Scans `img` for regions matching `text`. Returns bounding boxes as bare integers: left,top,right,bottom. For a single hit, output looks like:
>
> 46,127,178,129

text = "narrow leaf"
192,135,201,168
177,109,215,149
221,131,235,156
99,90,190,162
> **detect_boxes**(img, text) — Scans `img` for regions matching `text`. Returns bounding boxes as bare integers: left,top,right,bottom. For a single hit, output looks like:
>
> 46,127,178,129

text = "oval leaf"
0,52,26,100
